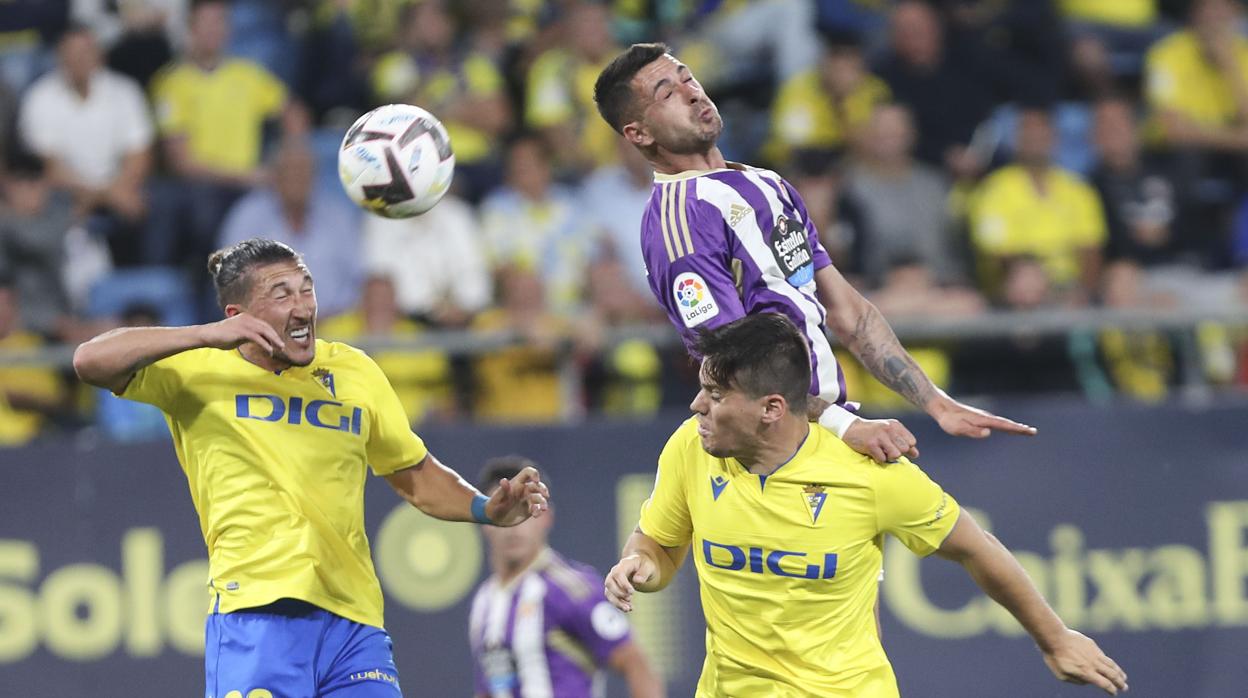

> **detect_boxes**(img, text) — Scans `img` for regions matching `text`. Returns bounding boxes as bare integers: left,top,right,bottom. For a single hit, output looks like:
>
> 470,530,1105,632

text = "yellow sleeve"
248,63,288,118
121,351,196,412
770,71,816,148
354,348,429,475
1072,179,1108,247
1144,41,1182,112
871,458,961,557
464,54,503,96
526,51,573,127
637,421,695,547
151,67,188,136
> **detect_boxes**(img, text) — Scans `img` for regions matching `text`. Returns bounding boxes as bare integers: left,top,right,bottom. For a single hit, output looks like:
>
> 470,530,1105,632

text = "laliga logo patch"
673,272,719,328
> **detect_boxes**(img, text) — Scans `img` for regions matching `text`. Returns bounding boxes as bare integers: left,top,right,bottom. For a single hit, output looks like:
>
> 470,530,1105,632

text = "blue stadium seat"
86,267,197,327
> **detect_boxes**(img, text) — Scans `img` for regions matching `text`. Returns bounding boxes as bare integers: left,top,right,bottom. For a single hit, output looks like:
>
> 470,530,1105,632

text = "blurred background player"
71,237,549,697
470,456,664,698
593,43,1035,463
604,313,1128,697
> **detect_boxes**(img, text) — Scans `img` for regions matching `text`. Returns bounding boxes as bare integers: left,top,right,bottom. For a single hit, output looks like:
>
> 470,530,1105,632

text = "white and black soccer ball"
338,104,455,218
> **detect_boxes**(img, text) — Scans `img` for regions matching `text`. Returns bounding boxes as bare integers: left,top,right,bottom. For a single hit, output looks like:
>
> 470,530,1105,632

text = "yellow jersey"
969,164,1106,286
122,339,427,628
152,58,287,174
526,48,618,168
766,70,891,164
1146,30,1248,130
639,418,960,697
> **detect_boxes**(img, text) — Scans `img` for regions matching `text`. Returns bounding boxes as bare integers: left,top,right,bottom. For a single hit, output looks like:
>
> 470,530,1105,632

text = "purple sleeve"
782,177,833,270
554,569,633,665
642,194,748,357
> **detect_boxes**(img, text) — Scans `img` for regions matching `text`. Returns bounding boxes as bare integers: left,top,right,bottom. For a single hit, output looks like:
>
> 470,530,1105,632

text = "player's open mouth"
288,327,311,344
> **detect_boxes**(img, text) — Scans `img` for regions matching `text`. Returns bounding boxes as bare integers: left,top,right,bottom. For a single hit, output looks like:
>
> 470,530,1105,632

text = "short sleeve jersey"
122,339,427,628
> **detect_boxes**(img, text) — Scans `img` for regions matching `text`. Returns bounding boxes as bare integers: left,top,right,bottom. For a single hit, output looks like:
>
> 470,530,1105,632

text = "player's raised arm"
935,512,1128,695
384,455,549,526
605,528,689,613
814,264,1037,440
73,315,286,394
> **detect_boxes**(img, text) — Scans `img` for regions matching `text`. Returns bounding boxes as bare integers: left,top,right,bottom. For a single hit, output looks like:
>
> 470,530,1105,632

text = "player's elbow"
72,341,114,389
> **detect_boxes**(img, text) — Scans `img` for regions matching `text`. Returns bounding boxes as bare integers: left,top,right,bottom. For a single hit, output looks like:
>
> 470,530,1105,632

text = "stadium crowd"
3,0,1248,445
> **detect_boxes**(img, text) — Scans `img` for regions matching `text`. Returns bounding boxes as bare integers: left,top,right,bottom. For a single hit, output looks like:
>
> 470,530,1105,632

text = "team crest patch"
311,367,336,397
803,484,827,525
673,272,720,328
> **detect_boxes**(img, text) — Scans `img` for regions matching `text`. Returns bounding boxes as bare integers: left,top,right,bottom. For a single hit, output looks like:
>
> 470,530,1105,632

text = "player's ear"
760,394,788,424
223,304,243,318
622,121,654,148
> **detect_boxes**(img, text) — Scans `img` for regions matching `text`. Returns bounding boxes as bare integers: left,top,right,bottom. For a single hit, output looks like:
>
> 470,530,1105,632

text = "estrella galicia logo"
710,475,729,501
769,215,814,287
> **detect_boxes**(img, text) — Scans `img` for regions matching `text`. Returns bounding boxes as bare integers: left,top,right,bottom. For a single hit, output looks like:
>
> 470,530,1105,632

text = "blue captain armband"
471,494,493,525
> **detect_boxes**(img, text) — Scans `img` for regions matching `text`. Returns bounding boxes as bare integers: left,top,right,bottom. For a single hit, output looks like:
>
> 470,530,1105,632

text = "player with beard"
594,44,1034,461
73,237,550,697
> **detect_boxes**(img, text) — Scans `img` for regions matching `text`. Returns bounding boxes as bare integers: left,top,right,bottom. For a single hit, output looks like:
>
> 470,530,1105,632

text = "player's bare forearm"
608,642,666,698
621,529,687,593
936,513,1066,650
73,325,208,392
384,454,483,522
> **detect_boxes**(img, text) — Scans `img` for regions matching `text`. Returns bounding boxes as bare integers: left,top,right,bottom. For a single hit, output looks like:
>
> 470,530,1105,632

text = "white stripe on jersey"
514,574,554,698
696,171,844,406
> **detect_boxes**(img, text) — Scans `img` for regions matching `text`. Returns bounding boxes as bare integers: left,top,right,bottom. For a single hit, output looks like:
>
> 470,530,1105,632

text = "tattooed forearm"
846,304,938,409
806,396,831,422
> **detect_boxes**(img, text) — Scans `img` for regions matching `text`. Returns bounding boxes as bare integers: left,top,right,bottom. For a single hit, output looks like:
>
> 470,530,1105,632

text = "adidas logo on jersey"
728,203,751,229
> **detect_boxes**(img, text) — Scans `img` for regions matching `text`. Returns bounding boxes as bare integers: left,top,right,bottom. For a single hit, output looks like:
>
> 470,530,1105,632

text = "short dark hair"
693,313,811,411
477,455,542,494
594,42,670,134
207,238,303,310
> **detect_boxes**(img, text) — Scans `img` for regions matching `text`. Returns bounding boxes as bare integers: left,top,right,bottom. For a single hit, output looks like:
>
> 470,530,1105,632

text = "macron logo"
711,475,729,501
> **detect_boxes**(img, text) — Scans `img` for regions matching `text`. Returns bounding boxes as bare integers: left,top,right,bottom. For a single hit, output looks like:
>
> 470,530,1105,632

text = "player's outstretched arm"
936,512,1128,695
385,456,549,526
605,529,689,613
814,265,1036,440
73,314,286,393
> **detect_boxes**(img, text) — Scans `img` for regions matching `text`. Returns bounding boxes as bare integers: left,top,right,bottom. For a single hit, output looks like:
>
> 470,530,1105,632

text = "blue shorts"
205,598,403,698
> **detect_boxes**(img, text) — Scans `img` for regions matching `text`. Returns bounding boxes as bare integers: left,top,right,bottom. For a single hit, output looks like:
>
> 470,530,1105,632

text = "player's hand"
929,393,1037,439
485,466,550,526
1041,629,1128,695
604,554,656,613
843,418,919,463
198,314,286,355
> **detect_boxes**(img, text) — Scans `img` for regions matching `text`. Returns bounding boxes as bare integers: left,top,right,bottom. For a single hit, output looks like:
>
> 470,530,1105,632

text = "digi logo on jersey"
769,216,814,287
235,394,363,434
702,539,838,580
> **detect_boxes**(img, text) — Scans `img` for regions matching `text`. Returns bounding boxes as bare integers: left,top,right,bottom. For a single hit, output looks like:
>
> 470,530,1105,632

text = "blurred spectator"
73,0,188,51
764,30,890,168
471,266,568,423
481,134,595,316
218,140,362,318
0,153,81,339
371,0,511,202
970,108,1107,305
361,193,492,326
1091,96,1183,268
19,23,153,267
874,0,999,179
525,1,620,174
1061,0,1167,87
580,137,657,301
0,1,67,93
786,149,865,275
937,0,1067,106
297,0,365,125
92,302,170,441
146,0,307,273
319,274,456,424
0,276,67,446
679,0,821,89
1061,0,1159,28
1145,0,1248,155
844,103,966,288
868,257,985,319
1095,260,1176,401
102,1,184,90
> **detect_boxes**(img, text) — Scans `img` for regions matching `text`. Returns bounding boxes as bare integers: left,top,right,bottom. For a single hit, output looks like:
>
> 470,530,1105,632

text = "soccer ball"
338,104,455,218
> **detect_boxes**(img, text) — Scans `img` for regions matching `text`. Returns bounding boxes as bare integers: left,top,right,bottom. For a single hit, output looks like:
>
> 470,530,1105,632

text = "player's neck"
491,546,548,585
238,344,293,373
737,419,810,476
650,146,727,176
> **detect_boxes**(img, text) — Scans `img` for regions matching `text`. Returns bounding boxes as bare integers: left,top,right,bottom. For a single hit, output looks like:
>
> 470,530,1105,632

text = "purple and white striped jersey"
468,549,632,698
641,163,851,411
